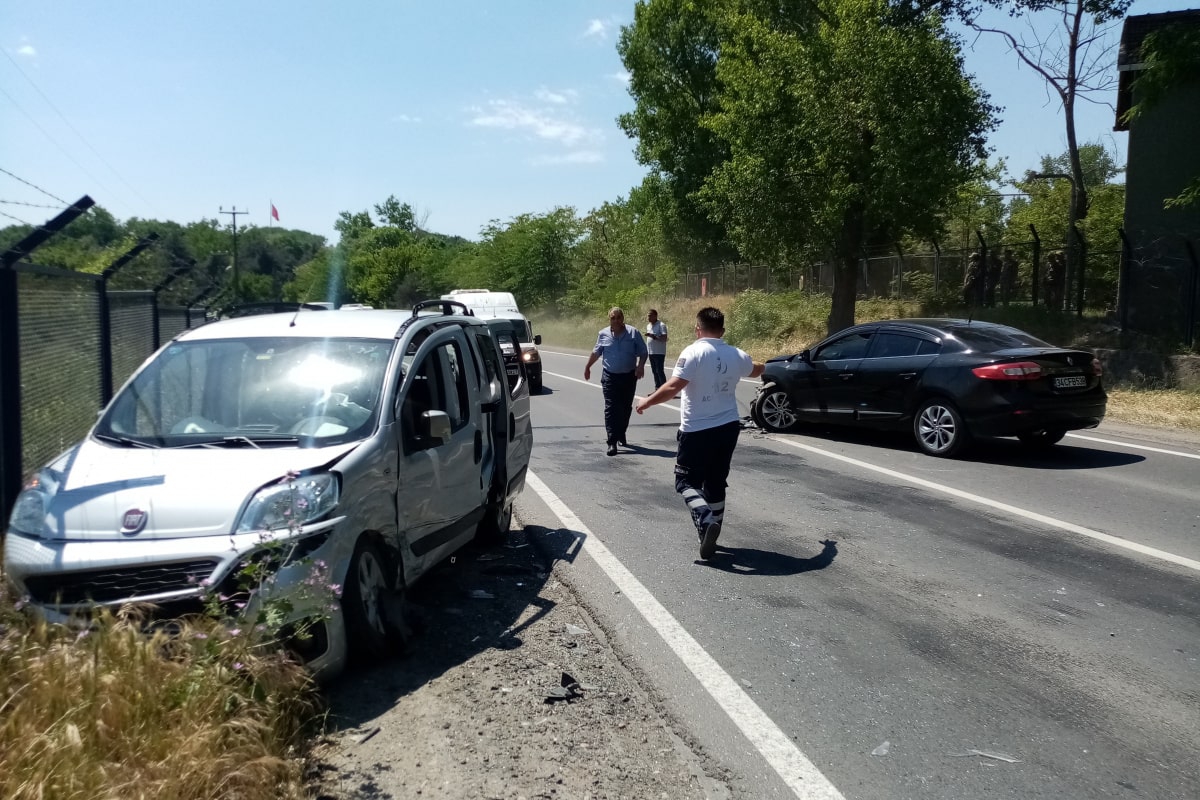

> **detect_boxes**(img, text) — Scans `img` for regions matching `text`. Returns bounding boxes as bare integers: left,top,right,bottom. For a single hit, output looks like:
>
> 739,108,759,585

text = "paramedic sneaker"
699,520,721,560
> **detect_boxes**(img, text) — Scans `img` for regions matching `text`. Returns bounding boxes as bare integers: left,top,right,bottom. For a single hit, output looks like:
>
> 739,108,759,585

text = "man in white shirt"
635,307,765,559
645,309,669,390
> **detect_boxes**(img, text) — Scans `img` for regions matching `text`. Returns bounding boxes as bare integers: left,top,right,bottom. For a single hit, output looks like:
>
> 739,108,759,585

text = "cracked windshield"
2,2,1198,799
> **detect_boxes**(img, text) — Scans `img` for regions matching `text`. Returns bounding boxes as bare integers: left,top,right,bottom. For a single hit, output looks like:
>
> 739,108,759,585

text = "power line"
0,85,123,212
2,48,155,214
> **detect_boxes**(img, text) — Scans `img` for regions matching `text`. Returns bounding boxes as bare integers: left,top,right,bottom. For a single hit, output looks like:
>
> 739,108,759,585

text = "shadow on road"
699,538,838,576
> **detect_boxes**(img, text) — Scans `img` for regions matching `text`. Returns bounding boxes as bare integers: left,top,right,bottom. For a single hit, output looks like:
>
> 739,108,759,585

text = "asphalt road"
514,348,1200,800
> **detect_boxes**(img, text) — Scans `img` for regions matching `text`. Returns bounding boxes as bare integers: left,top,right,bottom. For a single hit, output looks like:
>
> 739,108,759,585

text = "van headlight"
236,473,339,534
8,471,58,538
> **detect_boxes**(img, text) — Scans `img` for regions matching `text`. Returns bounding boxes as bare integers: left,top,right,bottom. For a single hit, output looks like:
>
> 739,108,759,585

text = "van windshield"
96,337,394,447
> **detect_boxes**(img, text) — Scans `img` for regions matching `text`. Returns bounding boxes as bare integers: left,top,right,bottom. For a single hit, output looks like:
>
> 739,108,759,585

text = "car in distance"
4,300,532,679
748,319,1106,457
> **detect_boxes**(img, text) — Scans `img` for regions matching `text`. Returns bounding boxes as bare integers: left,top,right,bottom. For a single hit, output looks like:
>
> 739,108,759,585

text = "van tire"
342,537,408,659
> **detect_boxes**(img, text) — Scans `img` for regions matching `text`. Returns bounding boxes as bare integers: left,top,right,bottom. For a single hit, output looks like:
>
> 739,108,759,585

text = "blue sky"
0,0,1188,244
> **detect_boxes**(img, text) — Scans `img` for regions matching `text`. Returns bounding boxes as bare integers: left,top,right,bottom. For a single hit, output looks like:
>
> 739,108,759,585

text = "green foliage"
700,0,994,332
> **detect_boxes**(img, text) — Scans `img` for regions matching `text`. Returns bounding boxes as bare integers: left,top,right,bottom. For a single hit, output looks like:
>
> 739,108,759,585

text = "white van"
442,290,542,394
442,289,519,316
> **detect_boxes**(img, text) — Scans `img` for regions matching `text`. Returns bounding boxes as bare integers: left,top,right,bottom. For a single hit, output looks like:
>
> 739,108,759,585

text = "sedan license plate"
1053,375,1087,389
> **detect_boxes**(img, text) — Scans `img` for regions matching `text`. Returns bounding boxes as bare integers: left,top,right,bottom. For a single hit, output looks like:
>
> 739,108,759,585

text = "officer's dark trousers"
649,354,667,389
674,420,741,534
601,369,637,445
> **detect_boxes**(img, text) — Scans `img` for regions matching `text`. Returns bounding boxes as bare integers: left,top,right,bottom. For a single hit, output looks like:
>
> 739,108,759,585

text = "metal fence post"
1185,239,1199,348
1117,228,1133,333
932,241,941,293
1074,224,1087,319
1029,224,1041,306
975,231,988,307
0,263,22,518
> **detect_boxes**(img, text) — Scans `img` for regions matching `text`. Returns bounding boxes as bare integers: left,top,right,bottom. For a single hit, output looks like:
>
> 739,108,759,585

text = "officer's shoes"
699,520,721,560
606,443,618,456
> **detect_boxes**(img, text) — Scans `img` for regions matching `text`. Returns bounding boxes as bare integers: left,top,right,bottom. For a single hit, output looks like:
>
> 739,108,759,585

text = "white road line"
525,470,846,800
767,436,1200,574
540,349,588,358
1066,433,1200,461
542,368,1200,573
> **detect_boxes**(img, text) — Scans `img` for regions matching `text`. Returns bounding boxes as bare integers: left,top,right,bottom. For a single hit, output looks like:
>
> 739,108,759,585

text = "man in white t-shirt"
645,309,669,390
635,306,764,560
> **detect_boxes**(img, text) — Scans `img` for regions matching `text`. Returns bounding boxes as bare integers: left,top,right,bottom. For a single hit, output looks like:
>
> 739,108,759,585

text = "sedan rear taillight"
972,361,1043,381
1092,357,1103,376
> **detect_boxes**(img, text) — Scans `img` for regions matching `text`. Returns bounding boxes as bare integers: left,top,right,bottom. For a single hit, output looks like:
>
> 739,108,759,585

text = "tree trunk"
827,205,865,335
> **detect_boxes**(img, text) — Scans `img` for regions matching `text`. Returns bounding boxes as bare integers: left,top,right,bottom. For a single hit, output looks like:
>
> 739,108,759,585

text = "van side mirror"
534,334,542,346
422,410,452,443
480,379,503,413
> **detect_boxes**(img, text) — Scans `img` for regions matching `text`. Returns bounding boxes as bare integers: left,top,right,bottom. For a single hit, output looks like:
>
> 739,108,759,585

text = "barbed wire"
0,166,69,205
0,208,33,226
0,198,63,210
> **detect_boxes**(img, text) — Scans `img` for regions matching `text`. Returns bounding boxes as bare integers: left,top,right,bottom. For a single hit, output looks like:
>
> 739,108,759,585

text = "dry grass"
1104,387,1200,431
0,591,319,800
534,292,1200,430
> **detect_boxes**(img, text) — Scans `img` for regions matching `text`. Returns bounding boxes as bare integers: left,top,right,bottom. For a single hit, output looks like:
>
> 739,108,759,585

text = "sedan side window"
868,333,922,359
814,332,872,361
916,339,942,356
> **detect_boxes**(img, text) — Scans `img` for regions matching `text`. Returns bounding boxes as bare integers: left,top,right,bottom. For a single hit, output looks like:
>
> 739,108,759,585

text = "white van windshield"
97,337,394,447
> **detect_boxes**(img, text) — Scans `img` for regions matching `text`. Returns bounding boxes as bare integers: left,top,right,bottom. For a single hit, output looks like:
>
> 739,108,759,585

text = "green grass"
0,585,320,800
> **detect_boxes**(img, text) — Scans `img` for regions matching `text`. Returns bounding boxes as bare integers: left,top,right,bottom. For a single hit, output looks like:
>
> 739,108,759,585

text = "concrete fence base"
1093,349,1200,391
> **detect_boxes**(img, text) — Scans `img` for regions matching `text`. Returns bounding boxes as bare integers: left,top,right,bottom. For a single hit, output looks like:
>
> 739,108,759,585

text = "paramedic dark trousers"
601,369,637,446
674,420,741,534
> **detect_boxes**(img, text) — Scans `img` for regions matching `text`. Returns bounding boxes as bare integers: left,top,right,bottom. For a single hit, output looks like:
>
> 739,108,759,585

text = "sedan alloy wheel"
914,399,970,457
752,383,799,432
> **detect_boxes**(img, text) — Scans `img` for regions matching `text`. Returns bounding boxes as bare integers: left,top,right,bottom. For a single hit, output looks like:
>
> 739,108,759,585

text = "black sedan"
748,319,1106,457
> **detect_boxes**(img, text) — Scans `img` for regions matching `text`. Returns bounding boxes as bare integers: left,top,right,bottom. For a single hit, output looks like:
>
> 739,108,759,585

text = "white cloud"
530,151,605,167
17,44,36,58
469,99,598,146
585,19,609,39
607,70,631,86
393,113,422,123
535,88,579,105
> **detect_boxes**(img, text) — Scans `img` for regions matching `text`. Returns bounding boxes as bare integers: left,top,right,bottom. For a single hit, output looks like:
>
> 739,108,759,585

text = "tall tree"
970,1,1134,282
617,0,743,267
702,0,994,333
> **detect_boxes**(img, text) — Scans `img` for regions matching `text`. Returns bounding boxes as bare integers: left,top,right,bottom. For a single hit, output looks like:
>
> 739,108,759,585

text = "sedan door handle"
899,372,917,380
839,372,855,381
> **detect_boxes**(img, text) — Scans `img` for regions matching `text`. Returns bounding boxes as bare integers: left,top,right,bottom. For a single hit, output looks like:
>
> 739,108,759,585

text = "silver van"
4,301,532,679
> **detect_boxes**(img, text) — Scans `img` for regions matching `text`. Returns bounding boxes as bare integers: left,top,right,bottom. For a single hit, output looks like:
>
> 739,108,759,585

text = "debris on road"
872,741,891,756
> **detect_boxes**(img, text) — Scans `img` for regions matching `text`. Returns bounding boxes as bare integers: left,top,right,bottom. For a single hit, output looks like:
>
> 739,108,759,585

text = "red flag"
270,203,280,221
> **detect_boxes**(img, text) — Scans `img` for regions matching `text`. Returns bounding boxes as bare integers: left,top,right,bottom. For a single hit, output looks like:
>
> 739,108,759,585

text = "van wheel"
913,399,971,457
342,537,408,659
476,495,513,545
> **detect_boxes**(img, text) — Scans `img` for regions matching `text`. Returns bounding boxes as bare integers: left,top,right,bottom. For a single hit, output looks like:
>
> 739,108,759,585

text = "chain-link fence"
1,262,212,516
671,228,1197,343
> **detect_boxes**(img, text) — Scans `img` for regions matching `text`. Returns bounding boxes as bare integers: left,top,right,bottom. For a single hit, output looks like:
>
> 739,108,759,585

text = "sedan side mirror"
798,349,811,363
534,334,542,346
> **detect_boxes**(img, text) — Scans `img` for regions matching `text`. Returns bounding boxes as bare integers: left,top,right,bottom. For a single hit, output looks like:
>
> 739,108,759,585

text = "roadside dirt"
308,520,725,800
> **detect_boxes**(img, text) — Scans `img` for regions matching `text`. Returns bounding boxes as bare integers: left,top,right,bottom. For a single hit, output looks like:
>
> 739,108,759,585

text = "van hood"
31,438,360,542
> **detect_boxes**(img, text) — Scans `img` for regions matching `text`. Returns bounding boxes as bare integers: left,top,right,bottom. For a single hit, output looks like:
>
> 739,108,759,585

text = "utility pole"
219,205,248,304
